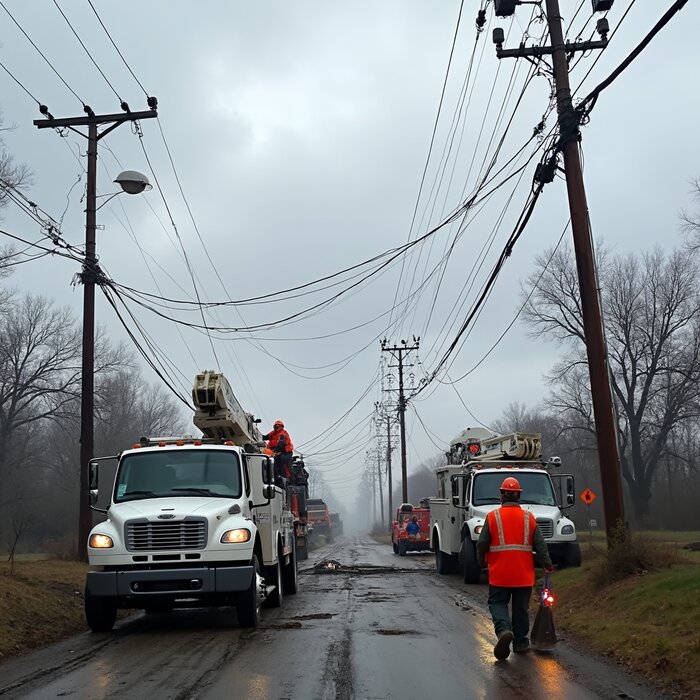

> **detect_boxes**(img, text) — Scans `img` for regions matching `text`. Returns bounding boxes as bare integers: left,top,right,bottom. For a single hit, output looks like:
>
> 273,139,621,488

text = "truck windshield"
114,450,242,502
473,472,556,506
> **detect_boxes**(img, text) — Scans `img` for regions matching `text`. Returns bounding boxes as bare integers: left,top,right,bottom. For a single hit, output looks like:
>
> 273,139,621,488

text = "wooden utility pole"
381,338,419,504
34,105,157,560
386,414,393,522
494,0,626,542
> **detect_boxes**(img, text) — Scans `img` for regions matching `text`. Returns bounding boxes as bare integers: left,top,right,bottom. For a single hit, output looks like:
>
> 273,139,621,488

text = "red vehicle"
307,498,334,543
391,503,431,556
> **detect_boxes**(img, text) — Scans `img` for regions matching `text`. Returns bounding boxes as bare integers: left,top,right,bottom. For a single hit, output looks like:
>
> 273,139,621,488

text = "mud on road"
0,535,667,700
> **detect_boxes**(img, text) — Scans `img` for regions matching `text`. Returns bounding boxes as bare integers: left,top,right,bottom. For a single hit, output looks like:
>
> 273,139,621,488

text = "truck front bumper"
86,566,254,598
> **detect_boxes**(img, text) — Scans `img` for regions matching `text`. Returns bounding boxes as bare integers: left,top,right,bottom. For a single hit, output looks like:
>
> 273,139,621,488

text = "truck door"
550,473,576,508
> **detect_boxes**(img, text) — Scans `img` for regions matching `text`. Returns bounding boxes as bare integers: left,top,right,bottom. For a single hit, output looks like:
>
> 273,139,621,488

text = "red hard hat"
500,477,522,492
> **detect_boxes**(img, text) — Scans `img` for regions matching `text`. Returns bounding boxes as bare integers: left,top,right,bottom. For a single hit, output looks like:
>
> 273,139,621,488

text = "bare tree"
0,111,31,211
523,243,700,522
680,178,700,252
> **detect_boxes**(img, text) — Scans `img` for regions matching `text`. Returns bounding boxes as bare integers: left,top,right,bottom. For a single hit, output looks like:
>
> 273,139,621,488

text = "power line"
0,0,89,111
87,0,150,97
51,0,124,105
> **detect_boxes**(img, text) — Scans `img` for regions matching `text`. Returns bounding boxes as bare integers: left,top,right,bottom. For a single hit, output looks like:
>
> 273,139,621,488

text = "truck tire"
461,537,481,584
398,540,407,557
84,587,117,633
435,545,458,575
562,541,582,568
237,554,262,627
283,538,298,595
264,546,284,609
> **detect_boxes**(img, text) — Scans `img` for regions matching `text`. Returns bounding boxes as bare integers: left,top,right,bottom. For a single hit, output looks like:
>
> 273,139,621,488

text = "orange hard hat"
273,419,284,428
500,477,522,492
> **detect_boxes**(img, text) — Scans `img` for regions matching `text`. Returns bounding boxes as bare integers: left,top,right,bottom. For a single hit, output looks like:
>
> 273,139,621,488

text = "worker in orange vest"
476,476,553,660
262,419,294,483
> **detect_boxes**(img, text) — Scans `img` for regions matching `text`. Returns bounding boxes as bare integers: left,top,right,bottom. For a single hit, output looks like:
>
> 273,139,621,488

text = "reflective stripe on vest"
489,509,532,552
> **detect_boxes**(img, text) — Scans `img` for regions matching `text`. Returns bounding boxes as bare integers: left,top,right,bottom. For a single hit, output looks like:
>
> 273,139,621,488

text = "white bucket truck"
84,371,298,631
430,428,581,583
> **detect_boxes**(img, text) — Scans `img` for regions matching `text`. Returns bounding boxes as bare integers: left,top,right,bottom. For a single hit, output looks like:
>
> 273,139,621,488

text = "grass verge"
551,537,700,699
0,559,88,660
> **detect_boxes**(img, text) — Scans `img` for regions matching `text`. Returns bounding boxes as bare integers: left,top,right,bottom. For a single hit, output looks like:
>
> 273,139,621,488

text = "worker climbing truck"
430,428,580,583
83,371,299,632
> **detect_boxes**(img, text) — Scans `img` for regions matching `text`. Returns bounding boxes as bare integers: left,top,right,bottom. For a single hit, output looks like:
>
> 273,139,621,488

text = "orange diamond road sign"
580,488,597,505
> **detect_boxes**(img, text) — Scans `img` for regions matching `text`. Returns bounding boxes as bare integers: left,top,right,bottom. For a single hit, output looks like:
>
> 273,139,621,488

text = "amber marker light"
89,534,114,548
220,528,251,544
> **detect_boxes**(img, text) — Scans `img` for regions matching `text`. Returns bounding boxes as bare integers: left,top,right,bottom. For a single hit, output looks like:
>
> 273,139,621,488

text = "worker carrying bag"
531,573,558,650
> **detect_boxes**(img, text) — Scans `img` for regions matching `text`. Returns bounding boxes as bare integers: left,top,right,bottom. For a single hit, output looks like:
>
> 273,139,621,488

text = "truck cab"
307,498,333,543
430,430,581,583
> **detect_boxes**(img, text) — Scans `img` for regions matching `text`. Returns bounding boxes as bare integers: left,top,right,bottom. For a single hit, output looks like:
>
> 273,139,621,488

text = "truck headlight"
89,533,114,548
561,525,574,535
221,528,251,544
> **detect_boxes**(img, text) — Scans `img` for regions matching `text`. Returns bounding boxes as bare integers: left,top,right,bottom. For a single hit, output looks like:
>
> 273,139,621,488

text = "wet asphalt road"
0,534,665,700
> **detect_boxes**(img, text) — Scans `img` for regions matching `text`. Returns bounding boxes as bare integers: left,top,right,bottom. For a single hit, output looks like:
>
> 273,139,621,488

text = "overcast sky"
1,1,698,505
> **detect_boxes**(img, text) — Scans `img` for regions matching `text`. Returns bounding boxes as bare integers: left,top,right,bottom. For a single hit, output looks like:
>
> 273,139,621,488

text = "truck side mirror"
451,478,460,507
262,458,276,499
565,475,575,507
89,461,98,490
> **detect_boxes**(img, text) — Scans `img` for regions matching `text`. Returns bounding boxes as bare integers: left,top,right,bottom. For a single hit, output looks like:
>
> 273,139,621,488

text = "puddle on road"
311,562,430,576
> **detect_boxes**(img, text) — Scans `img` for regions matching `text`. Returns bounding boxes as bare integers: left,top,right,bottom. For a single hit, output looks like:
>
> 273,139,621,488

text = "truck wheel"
398,540,408,557
84,587,117,633
264,547,284,609
562,542,581,568
435,546,458,575
392,541,399,554
237,554,262,627
461,538,481,584
283,538,298,595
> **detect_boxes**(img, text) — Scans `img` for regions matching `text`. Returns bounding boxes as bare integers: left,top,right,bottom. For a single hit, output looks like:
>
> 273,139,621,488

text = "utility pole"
386,413,393,522
35,104,157,560
376,449,384,528
493,0,626,542
381,337,419,504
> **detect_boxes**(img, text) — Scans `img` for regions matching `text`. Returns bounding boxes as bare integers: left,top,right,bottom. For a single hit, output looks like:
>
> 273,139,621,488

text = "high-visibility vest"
266,429,294,453
486,506,537,587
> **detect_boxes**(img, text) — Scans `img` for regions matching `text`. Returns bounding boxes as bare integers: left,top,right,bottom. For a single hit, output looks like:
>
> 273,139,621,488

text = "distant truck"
431,428,580,583
307,498,333,543
330,512,343,537
391,503,431,556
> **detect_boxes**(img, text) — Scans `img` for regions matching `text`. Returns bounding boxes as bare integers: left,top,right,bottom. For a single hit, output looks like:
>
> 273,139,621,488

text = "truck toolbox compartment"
87,566,254,597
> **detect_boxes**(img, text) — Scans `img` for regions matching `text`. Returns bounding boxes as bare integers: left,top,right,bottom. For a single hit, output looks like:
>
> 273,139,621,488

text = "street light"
114,170,152,195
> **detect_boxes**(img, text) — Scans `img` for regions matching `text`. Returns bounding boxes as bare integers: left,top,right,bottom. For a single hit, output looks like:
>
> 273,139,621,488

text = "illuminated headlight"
220,528,251,544
474,525,483,535
561,525,574,535
89,534,114,548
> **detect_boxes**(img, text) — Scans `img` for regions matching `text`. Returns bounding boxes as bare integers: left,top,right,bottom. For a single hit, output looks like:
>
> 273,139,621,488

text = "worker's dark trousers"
488,585,532,645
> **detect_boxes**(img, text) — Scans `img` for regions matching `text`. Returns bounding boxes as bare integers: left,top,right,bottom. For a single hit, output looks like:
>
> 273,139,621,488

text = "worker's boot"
494,630,513,660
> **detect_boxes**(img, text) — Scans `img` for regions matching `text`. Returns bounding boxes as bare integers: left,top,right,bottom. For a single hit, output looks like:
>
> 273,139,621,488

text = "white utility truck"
430,428,581,583
84,371,298,632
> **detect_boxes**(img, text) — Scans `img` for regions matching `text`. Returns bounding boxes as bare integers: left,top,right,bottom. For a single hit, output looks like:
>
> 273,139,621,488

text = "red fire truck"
391,502,431,556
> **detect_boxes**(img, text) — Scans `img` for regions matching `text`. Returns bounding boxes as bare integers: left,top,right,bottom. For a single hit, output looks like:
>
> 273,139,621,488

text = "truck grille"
125,519,207,551
536,519,554,539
